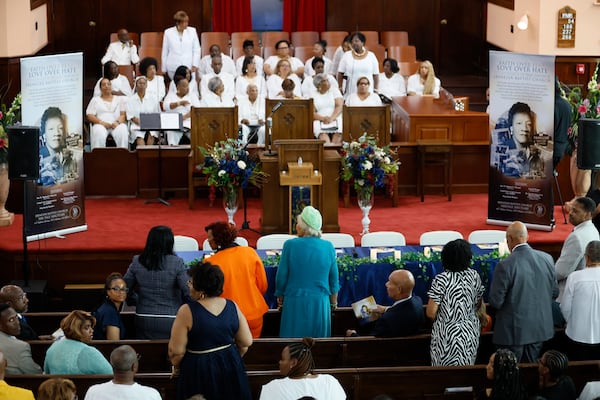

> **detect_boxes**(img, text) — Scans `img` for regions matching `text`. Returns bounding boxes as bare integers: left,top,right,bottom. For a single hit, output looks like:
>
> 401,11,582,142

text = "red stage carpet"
0,193,570,253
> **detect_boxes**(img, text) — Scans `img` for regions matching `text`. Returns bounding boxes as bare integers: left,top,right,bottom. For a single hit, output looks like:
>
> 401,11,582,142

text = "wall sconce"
517,14,529,30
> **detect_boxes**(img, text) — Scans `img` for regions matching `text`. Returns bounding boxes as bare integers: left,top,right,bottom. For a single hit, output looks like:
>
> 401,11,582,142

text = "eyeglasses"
13,293,27,301
358,81,370,86
277,46,289,50
110,287,128,293
137,353,142,360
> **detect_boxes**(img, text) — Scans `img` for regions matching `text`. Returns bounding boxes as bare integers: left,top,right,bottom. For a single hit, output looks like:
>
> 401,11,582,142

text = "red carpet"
0,193,571,253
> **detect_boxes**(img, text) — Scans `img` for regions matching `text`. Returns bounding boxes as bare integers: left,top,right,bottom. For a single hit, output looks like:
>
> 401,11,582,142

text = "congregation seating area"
8,361,600,399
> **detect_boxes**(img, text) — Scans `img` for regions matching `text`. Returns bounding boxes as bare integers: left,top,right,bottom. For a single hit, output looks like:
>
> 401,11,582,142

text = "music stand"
140,113,183,206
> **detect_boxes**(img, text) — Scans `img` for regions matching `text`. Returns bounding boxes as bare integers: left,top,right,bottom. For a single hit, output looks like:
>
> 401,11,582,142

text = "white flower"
350,142,360,149
363,160,373,170
218,170,226,177
237,160,247,170
356,179,365,186
384,156,391,164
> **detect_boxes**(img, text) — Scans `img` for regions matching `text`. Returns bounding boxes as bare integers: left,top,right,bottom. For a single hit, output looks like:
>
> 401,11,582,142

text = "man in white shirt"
84,345,161,400
200,56,235,104
555,196,599,301
199,44,236,77
238,84,266,145
560,240,600,361
235,39,264,77
101,29,140,66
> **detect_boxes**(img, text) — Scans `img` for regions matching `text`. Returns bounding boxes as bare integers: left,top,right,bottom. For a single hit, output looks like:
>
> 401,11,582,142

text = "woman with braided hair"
479,349,527,400
259,338,346,399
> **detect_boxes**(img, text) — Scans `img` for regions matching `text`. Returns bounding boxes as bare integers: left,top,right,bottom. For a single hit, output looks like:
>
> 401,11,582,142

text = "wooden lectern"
265,99,314,144
342,105,391,147
188,106,238,208
260,140,340,234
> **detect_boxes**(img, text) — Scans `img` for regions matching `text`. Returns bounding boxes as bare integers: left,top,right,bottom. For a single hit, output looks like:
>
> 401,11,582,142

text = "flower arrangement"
198,138,268,193
339,133,400,198
564,63,600,154
0,91,22,165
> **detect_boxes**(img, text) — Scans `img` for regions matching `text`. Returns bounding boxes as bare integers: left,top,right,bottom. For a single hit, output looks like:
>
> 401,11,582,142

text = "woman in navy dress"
168,261,253,400
93,272,127,340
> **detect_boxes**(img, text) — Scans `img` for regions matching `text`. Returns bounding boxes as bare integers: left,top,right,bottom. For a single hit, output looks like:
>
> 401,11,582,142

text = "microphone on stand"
266,101,283,156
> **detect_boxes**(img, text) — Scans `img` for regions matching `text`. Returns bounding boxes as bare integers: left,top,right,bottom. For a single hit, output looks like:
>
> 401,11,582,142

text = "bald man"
0,350,35,399
347,269,424,337
0,285,37,341
101,28,139,66
489,221,558,363
84,345,161,400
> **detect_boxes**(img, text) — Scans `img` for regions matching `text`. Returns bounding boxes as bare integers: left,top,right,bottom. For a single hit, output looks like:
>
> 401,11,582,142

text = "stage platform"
0,193,571,310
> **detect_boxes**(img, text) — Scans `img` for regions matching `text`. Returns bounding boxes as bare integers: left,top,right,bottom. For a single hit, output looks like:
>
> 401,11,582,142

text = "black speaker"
577,119,600,170
7,126,40,180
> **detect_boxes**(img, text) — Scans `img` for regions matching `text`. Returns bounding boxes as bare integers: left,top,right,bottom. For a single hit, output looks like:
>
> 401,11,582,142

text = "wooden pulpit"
265,99,314,145
342,105,391,147
260,139,340,234
188,106,238,208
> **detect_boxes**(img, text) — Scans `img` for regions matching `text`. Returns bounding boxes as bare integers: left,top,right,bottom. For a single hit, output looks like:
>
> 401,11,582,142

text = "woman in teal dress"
275,206,340,337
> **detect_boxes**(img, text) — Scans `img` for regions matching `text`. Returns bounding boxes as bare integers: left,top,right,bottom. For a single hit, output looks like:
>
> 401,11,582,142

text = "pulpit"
342,105,391,147
260,140,340,234
188,106,238,208
265,99,314,144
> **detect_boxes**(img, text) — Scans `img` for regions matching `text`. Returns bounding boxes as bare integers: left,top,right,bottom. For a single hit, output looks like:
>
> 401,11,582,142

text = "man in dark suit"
347,269,424,337
489,221,559,362
0,304,42,374
0,285,38,341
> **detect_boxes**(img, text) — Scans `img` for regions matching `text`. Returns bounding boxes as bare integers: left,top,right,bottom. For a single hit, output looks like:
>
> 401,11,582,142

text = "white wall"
487,0,600,55
0,1,48,57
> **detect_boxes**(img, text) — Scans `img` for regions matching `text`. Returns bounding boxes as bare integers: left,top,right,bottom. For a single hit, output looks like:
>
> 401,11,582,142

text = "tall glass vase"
223,186,239,226
357,186,374,235
0,163,14,227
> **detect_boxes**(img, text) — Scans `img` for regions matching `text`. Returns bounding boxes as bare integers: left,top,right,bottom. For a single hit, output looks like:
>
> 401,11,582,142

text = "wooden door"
435,0,486,75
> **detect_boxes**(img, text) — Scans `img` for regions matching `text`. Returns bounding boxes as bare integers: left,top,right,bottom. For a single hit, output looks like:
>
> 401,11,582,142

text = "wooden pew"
26,332,499,373
24,307,361,339
8,361,599,400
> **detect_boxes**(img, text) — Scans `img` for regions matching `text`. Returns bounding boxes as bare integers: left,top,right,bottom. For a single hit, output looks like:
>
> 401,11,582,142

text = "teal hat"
299,206,322,231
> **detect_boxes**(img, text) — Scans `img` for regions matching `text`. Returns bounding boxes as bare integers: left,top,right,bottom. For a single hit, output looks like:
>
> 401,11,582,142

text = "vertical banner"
488,51,556,231
20,53,87,241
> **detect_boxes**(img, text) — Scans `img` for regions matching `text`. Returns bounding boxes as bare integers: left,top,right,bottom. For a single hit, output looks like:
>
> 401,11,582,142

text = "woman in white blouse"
378,58,407,99
92,61,133,97
311,74,343,145
160,10,201,80
126,76,161,146
235,56,266,100
139,57,166,105
345,76,383,107
266,59,302,99
86,78,129,149
304,40,333,78
337,32,379,98
407,60,441,98
162,76,201,145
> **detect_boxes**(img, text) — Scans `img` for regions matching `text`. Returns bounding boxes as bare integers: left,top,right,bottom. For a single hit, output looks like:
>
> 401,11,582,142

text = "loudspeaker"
577,119,600,170
7,126,40,180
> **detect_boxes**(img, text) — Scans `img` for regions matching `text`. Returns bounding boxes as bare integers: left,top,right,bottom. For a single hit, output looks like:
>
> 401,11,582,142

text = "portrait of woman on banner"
491,102,549,180
38,106,82,187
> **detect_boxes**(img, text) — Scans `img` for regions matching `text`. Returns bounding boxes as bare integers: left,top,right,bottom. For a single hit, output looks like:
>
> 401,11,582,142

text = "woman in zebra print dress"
426,239,485,366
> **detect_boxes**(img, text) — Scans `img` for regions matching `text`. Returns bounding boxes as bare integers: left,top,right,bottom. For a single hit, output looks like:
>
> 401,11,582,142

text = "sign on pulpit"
280,161,322,233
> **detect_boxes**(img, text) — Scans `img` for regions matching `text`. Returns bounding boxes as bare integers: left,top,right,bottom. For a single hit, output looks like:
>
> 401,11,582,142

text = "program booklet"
351,295,378,321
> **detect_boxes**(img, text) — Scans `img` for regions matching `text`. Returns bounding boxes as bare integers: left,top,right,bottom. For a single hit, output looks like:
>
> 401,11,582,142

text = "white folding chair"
321,233,355,248
202,236,249,251
467,230,506,244
174,235,199,252
419,230,463,246
361,231,406,247
256,234,296,250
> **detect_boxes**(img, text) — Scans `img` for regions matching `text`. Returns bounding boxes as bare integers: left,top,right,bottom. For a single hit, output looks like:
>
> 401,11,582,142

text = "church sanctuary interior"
1,0,600,398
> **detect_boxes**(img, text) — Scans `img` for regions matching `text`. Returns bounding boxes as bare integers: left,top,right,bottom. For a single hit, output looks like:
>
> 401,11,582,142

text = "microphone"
270,101,283,115
266,117,273,128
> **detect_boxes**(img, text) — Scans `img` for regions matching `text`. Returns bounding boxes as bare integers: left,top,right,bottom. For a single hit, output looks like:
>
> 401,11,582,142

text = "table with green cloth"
178,244,501,309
